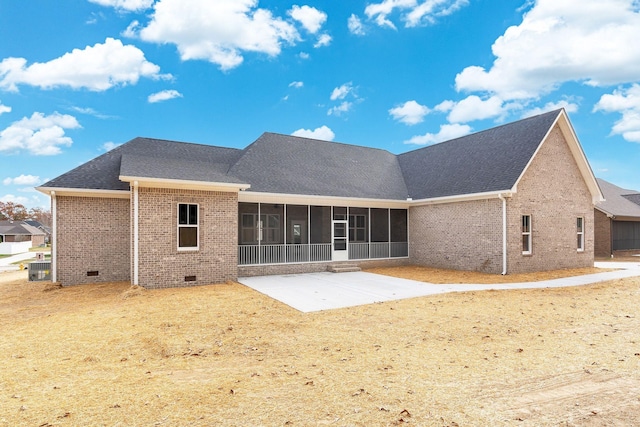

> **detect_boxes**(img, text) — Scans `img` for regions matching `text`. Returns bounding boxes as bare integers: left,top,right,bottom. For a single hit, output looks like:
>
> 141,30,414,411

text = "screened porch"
238,203,408,266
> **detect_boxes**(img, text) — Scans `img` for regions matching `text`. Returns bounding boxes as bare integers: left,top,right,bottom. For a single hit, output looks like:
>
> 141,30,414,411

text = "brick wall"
409,199,503,273
506,125,594,273
594,209,612,257
134,187,237,289
56,196,130,286
238,258,409,277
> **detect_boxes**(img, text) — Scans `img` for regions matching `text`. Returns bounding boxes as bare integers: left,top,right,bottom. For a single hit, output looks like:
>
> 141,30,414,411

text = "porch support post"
51,191,57,283
133,181,139,285
307,205,311,262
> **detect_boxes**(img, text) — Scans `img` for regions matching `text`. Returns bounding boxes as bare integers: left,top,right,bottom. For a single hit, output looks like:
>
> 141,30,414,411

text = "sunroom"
238,202,408,266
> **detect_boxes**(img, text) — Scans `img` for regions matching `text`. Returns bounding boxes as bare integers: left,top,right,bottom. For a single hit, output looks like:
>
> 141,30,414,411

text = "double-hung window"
178,203,199,250
577,217,585,252
522,215,532,255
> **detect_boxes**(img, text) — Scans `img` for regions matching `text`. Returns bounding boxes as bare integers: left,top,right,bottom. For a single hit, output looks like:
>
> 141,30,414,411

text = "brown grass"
1,265,640,426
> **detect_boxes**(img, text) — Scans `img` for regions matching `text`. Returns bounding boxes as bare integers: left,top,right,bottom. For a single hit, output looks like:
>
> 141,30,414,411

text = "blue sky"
1,0,640,209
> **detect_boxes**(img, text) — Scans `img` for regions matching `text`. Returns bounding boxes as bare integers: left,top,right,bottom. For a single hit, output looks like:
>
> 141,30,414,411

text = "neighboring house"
37,109,603,288
0,221,46,247
23,220,52,244
594,178,640,257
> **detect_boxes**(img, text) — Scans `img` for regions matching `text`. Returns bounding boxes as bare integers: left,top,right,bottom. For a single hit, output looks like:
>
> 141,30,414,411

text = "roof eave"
239,190,410,208
119,175,251,192
36,186,130,199
410,190,513,206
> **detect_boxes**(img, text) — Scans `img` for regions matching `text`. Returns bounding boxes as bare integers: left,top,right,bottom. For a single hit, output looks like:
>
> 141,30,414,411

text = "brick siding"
594,209,612,257
56,196,130,286
506,125,594,273
134,187,237,289
409,199,503,273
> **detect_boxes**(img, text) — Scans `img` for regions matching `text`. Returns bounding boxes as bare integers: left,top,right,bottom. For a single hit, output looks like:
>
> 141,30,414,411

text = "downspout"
498,193,507,275
51,191,57,283
133,181,139,286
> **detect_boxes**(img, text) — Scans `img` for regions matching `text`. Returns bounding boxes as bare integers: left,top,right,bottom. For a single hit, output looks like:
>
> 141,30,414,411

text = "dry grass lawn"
1,265,640,426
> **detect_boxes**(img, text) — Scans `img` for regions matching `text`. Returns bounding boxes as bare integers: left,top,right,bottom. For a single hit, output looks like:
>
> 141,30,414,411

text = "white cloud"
314,33,332,48
102,141,122,151
389,100,430,125
594,84,640,143
0,101,10,115
330,82,353,101
122,20,141,38
288,5,327,34
148,89,183,103
138,0,300,71
0,38,167,92
364,0,470,29
522,99,579,118
299,52,310,60
348,14,366,35
89,0,154,12
327,101,353,116
291,125,335,141
0,112,81,155
0,194,31,206
404,123,472,145
3,174,41,186
455,0,640,100
289,81,304,88
445,95,504,123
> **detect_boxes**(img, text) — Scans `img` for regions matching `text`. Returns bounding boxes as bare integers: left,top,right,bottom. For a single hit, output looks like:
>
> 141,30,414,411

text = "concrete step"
327,263,361,273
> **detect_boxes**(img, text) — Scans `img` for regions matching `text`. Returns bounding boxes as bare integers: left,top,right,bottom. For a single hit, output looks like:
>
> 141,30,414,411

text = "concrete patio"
238,261,640,312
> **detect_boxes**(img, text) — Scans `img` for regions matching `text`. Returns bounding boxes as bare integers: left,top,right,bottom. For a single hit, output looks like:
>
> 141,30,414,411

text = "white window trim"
177,203,199,251
522,214,532,255
577,216,585,252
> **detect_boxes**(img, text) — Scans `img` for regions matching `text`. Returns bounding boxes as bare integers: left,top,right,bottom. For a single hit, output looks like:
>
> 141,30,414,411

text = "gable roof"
398,109,560,200
0,221,45,236
596,178,640,219
38,109,602,204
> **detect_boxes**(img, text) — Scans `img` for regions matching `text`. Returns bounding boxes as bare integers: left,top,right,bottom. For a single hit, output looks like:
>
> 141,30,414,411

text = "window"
349,214,367,242
240,213,281,244
577,217,584,252
178,203,198,250
522,215,532,255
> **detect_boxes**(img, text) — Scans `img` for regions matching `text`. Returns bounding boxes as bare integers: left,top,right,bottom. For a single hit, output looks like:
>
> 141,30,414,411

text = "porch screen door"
332,220,348,261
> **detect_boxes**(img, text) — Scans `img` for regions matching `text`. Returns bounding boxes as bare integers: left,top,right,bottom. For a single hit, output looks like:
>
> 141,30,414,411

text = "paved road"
0,251,43,272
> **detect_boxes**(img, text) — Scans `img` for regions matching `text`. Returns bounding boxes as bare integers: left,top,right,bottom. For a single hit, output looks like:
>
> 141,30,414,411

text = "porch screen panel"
370,208,389,258
259,204,284,244
390,209,408,257
370,208,389,242
612,221,640,250
238,202,259,244
286,205,308,244
310,206,331,244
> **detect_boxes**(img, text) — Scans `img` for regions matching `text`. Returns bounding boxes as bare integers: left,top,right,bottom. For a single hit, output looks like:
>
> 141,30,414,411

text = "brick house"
0,221,46,247
594,178,640,257
37,109,603,288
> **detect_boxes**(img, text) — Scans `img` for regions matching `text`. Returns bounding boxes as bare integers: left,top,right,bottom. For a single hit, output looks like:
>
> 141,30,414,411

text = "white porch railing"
239,243,331,265
239,242,407,265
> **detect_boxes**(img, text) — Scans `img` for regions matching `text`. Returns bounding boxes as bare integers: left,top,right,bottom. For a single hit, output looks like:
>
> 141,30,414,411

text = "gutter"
51,191,57,283
498,193,507,275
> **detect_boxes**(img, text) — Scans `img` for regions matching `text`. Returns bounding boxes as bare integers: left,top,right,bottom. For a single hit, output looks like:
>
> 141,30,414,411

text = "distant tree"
28,206,52,227
0,201,29,221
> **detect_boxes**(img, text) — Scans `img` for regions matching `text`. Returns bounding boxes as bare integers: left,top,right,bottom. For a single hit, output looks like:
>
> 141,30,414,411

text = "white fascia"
118,176,250,193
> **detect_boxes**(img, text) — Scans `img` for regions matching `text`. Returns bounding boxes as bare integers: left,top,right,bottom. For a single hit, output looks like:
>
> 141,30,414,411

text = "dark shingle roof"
398,109,560,199
228,133,408,199
43,137,244,191
41,110,567,201
596,178,640,218
0,221,45,236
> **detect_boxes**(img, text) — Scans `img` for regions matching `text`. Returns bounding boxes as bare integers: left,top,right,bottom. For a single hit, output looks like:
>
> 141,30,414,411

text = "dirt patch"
366,265,610,284
1,267,640,426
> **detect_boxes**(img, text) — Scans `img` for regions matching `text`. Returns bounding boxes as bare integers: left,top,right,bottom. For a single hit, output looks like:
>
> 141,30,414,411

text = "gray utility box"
28,261,52,281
